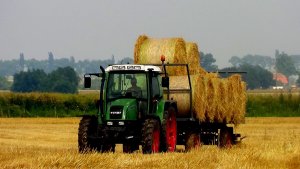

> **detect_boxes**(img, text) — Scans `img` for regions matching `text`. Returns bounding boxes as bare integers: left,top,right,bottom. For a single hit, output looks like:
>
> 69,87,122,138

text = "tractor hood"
106,99,138,120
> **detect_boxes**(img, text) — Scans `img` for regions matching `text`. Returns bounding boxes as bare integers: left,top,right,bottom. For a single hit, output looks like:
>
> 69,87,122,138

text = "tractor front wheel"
142,119,161,154
78,116,98,153
123,143,139,153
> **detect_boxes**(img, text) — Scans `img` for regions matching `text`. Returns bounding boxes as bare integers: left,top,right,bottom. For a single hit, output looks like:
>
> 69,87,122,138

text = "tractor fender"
163,100,178,117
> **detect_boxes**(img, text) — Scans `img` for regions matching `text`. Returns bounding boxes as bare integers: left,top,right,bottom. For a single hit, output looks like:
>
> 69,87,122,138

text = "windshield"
107,72,147,100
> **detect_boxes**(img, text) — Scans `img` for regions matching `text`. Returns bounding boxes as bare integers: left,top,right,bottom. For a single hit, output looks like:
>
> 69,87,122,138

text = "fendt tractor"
78,57,241,153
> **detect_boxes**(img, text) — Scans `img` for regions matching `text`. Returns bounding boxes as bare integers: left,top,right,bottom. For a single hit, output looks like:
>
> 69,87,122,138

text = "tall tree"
11,69,47,92
275,51,297,77
11,67,79,93
200,52,218,71
229,55,273,70
48,67,79,93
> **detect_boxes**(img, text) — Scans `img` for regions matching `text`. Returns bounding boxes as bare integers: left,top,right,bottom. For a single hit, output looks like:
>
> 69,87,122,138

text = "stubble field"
0,117,299,169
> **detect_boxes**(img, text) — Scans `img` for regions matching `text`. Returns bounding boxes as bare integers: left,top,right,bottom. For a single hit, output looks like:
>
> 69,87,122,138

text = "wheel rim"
166,112,177,152
152,127,160,153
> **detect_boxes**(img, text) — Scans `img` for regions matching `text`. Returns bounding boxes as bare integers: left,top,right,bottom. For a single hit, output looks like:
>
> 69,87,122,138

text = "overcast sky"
0,0,299,68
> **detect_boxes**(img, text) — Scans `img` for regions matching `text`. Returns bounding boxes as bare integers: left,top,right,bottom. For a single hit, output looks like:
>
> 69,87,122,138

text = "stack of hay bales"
134,35,246,124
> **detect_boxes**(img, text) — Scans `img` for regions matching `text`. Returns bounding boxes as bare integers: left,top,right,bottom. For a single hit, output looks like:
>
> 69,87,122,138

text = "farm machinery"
78,58,242,153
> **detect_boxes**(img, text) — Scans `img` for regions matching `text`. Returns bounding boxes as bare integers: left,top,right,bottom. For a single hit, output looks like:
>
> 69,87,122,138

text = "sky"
0,0,299,68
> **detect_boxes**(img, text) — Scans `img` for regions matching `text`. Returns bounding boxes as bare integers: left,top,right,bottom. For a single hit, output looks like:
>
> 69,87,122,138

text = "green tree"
11,69,47,92
48,67,79,93
229,55,273,70
200,52,218,71
275,51,297,77
0,76,12,90
220,64,275,89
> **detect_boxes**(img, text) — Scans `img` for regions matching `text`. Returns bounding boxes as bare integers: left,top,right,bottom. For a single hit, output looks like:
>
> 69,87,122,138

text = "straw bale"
186,42,200,75
227,74,246,124
193,75,207,121
204,74,219,122
164,75,194,117
133,35,246,124
134,35,187,75
215,79,228,122
134,35,148,64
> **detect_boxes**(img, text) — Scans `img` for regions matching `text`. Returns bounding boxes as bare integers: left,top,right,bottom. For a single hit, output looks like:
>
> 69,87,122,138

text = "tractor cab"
104,65,163,122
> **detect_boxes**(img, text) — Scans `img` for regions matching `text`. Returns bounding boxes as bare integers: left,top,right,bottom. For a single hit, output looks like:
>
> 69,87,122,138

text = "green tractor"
79,64,177,153
78,62,242,153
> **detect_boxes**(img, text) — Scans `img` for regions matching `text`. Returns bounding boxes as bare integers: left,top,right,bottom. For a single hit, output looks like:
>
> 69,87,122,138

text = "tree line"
1,50,300,91
11,67,79,93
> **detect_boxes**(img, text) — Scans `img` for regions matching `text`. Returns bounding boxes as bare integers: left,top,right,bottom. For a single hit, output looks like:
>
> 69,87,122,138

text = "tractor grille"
109,106,123,119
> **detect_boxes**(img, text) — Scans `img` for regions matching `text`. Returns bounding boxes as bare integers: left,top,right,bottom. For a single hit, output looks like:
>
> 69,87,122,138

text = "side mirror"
84,75,91,88
162,77,169,88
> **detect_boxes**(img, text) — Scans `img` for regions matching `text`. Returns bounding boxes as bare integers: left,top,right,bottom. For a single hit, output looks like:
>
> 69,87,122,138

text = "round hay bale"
164,75,194,117
186,42,200,75
215,79,228,123
204,73,219,122
193,75,207,121
227,74,246,124
134,35,187,75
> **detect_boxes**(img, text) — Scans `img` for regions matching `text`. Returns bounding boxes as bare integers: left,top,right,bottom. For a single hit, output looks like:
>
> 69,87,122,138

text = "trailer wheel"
185,133,201,151
142,119,161,154
218,127,233,148
78,116,99,153
161,107,177,152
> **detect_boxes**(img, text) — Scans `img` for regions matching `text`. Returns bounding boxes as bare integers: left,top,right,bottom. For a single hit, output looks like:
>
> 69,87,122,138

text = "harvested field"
0,117,299,168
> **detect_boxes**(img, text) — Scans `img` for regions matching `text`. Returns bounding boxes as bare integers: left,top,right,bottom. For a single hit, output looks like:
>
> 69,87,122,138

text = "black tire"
218,127,233,148
102,143,116,153
161,107,177,152
185,133,201,151
123,143,139,153
78,116,98,153
142,119,161,154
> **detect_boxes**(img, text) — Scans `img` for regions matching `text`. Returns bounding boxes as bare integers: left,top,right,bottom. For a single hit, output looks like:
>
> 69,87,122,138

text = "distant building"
273,73,288,85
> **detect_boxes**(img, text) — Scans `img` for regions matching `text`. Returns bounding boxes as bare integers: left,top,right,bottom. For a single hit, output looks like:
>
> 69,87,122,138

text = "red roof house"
273,73,288,85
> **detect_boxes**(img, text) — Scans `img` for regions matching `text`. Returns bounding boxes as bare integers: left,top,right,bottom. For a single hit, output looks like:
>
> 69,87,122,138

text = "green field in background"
0,91,299,117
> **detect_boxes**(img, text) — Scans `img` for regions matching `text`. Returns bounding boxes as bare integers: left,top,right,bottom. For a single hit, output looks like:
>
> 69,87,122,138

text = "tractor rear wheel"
218,127,233,148
185,133,201,151
142,119,161,154
78,116,99,153
161,107,177,152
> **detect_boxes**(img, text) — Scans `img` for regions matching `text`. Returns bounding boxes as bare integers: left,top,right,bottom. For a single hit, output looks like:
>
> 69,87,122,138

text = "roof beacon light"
160,55,166,62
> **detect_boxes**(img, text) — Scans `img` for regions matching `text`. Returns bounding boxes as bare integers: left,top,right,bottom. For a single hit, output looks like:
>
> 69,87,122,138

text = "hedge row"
246,93,300,117
0,92,300,117
0,92,99,117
